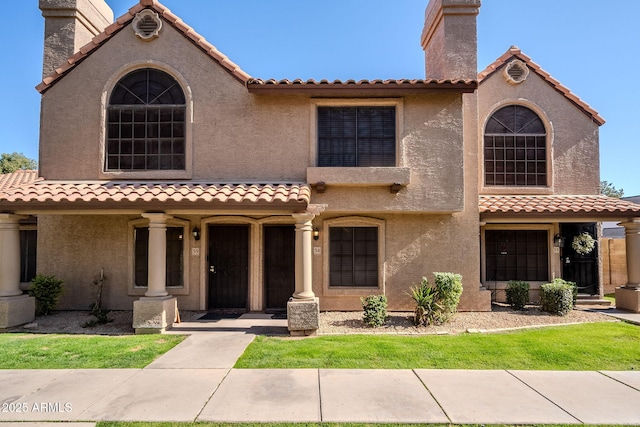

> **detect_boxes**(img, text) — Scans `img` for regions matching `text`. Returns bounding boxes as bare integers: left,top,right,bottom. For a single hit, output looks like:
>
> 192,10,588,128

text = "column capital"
141,212,173,224
292,212,315,224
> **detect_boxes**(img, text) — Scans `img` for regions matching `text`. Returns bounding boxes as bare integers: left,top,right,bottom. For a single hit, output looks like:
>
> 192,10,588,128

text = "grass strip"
0,333,185,369
236,322,640,370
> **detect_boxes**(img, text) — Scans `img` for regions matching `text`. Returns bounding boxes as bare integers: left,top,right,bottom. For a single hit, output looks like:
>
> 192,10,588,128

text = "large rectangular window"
329,226,378,287
134,226,184,287
20,229,37,283
485,230,548,281
318,106,395,167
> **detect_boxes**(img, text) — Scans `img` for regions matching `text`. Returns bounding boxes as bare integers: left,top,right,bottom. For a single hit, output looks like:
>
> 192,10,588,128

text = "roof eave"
246,81,478,95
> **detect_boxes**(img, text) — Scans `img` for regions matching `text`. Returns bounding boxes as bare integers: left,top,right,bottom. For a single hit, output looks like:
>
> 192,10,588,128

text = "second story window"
484,105,547,186
107,68,186,171
318,106,396,167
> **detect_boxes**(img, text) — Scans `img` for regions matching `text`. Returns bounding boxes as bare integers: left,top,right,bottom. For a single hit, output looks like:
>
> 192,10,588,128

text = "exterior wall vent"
504,59,529,84
133,10,162,40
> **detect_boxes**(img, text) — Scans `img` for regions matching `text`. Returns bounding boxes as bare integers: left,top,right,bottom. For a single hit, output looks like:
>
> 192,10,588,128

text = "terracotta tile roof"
247,78,477,94
0,170,39,191
479,195,640,216
36,0,252,93
478,46,605,126
0,181,310,210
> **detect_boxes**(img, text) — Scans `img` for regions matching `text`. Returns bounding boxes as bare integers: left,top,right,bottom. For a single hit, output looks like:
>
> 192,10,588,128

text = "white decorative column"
616,218,640,312
287,211,320,335
0,214,35,329
133,213,177,333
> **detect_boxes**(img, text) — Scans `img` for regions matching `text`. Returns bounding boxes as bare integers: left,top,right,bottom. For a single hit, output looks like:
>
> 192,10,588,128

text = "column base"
615,287,640,313
287,297,319,336
0,294,35,330
133,296,177,334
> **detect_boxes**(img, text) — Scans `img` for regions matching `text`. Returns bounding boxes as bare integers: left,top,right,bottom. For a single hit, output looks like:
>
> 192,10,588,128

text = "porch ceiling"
0,180,310,212
480,194,640,221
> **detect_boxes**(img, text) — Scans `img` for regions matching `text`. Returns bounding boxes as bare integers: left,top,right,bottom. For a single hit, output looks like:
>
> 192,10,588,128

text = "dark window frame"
317,106,396,167
134,226,185,288
329,226,379,287
106,68,186,171
19,229,37,283
484,105,547,186
485,229,549,282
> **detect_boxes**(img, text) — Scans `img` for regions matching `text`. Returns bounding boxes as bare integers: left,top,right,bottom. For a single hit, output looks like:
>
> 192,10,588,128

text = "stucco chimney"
421,0,480,80
39,0,114,78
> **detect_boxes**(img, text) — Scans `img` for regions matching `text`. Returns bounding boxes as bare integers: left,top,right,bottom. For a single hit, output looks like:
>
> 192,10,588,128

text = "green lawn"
236,322,640,370
604,293,616,304
0,333,185,369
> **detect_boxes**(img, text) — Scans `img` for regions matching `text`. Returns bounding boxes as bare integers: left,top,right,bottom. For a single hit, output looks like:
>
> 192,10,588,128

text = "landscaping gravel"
8,305,615,336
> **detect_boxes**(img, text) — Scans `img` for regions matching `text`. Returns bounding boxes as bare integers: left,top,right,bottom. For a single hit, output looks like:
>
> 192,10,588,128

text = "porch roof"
0,179,310,211
480,194,640,220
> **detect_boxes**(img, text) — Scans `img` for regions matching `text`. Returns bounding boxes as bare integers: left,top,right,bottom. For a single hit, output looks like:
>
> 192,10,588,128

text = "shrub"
433,272,463,323
506,280,530,310
28,275,64,316
409,273,463,326
541,280,575,316
361,295,388,327
409,277,439,326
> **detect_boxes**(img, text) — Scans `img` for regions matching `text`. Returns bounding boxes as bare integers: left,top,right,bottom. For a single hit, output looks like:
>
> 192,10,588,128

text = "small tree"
600,180,624,198
0,152,37,174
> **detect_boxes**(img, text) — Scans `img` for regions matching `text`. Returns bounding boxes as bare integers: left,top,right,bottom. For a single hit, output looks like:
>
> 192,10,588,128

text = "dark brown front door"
208,225,249,310
561,223,598,295
264,225,295,310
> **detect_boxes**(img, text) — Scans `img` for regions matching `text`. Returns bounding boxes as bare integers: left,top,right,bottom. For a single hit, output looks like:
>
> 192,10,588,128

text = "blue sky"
2,0,638,196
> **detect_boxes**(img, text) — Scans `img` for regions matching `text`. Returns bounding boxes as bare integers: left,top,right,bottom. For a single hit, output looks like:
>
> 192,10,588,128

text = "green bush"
506,280,530,310
361,294,388,327
28,275,64,316
541,280,574,316
409,273,463,326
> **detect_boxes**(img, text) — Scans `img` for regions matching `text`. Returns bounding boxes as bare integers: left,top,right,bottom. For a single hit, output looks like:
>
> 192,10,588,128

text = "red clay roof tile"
479,195,640,215
478,46,605,125
247,78,477,94
0,181,310,210
0,170,39,191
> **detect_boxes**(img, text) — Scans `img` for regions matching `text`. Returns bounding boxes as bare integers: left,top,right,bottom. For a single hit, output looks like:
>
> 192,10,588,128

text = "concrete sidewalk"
2,311,640,424
1,368,639,424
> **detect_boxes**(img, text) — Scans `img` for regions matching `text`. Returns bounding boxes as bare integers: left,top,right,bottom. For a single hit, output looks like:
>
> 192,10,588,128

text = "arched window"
484,105,547,186
106,68,186,171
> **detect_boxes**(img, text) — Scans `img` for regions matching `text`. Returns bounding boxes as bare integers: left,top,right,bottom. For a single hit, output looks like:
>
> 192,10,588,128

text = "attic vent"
133,10,162,40
504,59,529,84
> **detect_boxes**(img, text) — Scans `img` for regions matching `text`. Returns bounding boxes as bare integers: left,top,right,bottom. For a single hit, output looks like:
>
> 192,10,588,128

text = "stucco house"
1,0,640,333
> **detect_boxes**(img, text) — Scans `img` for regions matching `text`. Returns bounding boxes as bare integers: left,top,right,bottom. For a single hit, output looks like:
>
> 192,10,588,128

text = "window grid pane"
484,105,546,186
485,230,549,282
318,107,395,167
106,68,186,171
329,226,378,287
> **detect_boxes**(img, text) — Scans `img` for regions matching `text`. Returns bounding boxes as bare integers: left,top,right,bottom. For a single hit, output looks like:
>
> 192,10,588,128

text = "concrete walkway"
1,311,640,424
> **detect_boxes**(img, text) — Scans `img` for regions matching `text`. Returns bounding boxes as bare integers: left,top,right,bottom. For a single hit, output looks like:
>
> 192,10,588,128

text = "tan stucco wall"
37,214,204,311
478,66,601,195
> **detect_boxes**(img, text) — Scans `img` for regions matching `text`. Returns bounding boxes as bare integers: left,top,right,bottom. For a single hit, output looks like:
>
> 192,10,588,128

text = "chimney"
39,0,114,78
421,0,481,80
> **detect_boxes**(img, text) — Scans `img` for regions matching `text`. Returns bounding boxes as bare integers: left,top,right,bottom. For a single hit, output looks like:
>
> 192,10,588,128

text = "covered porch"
479,195,640,311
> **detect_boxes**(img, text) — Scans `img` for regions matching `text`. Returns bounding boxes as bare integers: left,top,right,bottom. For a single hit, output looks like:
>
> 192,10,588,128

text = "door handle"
209,265,215,273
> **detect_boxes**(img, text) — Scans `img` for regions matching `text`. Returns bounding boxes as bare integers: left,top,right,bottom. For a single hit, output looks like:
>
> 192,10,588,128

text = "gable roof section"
0,170,39,191
478,46,605,126
36,0,252,93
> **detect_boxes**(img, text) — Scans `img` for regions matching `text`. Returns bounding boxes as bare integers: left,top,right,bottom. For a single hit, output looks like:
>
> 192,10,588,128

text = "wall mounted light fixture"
553,234,565,248
313,227,320,240
192,227,201,241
